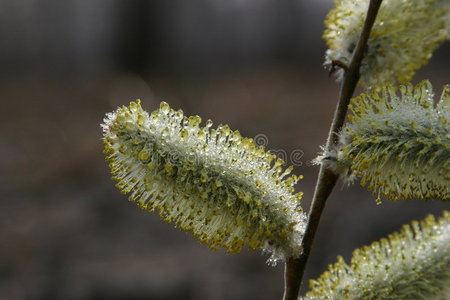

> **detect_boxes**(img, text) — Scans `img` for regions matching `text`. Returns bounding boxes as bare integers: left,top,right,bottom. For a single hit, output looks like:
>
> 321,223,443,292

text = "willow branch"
282,1,383,299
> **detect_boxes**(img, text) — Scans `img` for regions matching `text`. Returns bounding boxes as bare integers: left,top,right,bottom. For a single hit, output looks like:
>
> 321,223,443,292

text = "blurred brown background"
0,0,449,299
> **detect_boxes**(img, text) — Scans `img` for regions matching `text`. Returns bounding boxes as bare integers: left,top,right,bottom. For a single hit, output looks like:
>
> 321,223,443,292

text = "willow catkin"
305,211,450,300
323,0,450,87
102,101,306,263
319,81,449,201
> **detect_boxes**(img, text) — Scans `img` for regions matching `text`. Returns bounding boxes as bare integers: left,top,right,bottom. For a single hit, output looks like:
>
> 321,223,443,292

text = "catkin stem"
282,1,383,299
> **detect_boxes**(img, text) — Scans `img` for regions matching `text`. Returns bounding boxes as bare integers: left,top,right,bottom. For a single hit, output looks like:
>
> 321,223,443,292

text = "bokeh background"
1,0,449,299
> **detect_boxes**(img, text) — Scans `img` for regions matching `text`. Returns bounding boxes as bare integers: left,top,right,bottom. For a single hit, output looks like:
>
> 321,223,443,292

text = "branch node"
329,60,349,77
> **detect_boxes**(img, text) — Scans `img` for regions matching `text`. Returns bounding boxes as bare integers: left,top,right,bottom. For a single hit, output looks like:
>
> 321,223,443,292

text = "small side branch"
282,1,383,300
328,60,349,77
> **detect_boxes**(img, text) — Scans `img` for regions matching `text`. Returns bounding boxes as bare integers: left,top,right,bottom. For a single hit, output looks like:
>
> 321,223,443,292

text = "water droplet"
160,101,170,114
180,128,188,140
188,115,202,127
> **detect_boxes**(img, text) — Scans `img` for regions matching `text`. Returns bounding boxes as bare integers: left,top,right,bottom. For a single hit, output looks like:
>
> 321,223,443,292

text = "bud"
102,101,306,263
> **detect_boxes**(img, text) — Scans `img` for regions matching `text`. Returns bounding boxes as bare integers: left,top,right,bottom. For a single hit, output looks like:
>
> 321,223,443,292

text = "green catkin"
304,211,450,300
319,81,450,201
102,101,306,263
323,0,450,88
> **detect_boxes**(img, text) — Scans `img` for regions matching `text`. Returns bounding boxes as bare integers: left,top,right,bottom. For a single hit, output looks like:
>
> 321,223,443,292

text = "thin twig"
328,60,349,77
282,1,383,299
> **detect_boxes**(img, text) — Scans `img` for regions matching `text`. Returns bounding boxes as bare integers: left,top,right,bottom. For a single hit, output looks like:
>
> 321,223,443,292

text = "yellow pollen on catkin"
330,81,450,201
305,212,450,299
323,0,450,87
101,100,307,263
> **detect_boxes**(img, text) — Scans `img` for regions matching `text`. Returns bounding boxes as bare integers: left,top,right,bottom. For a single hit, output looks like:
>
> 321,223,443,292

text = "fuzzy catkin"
321,81,450,201
323,0,450,87
304,211,450,300
102,101,306,263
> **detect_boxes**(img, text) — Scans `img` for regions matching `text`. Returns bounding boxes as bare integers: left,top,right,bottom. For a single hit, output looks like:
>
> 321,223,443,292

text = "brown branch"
282,1,383,300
